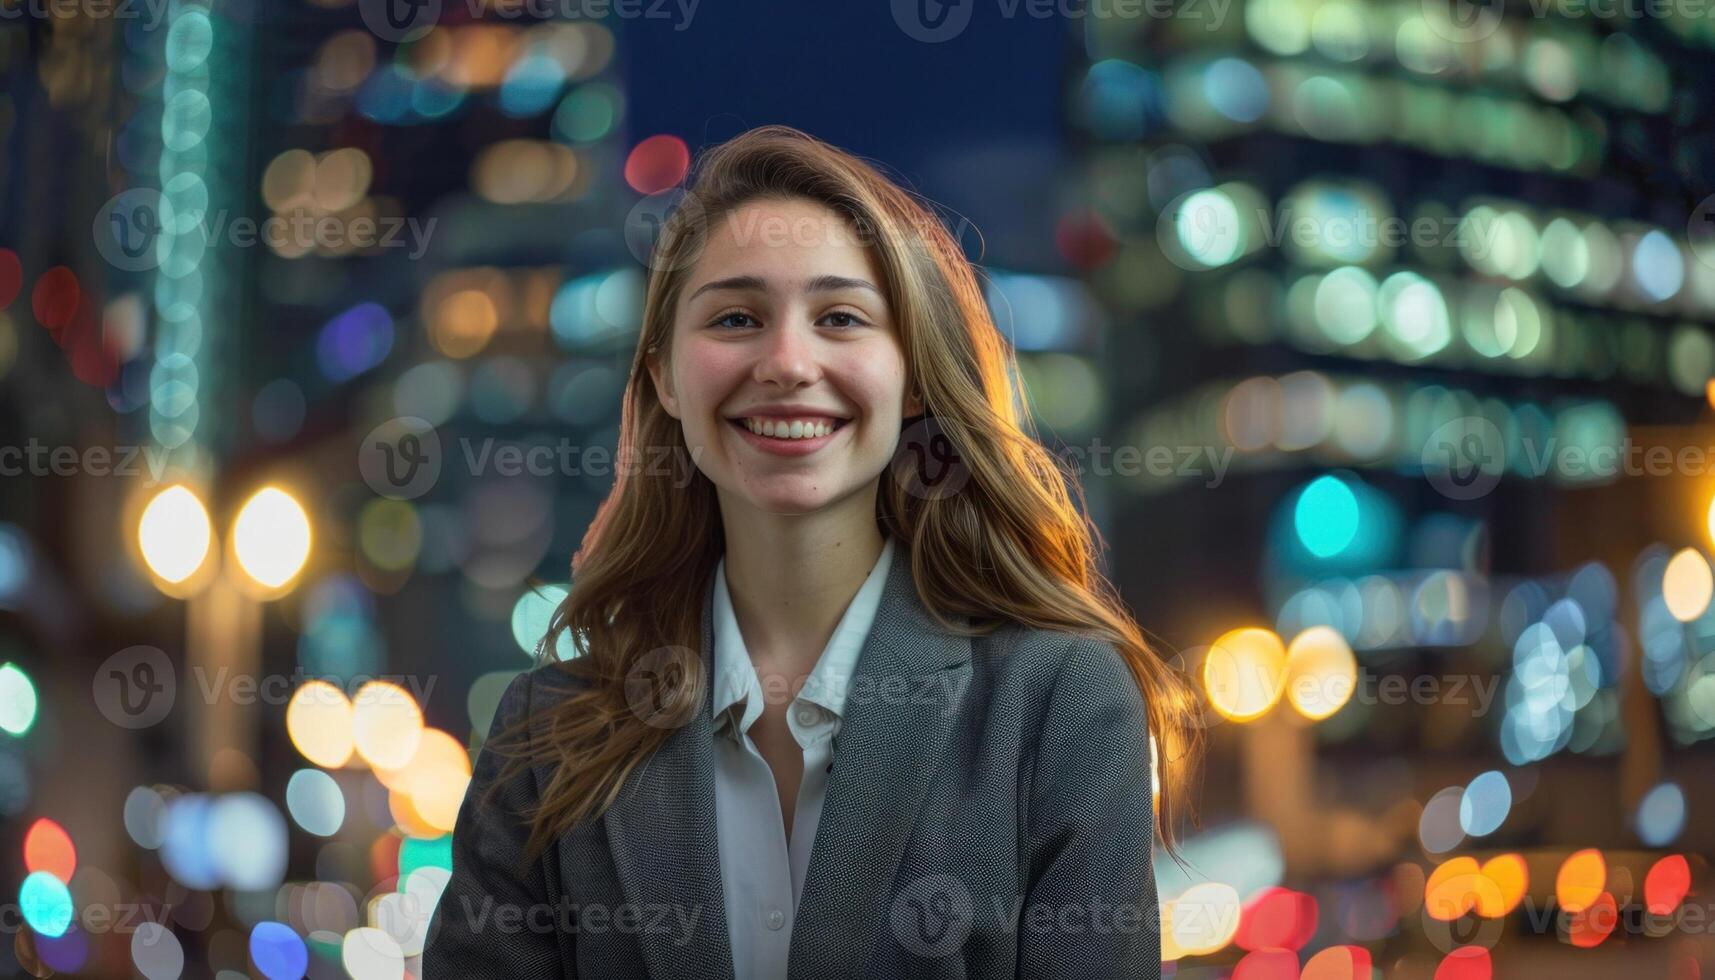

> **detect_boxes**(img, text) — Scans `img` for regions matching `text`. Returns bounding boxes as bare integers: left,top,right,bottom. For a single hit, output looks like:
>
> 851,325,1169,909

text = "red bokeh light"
1567,891,1617,948
1434,946,1493,980
66,317,120,387
31,265,80,330
0,248,22,308
1054,210,1117,270
624,134,691,194
1646,855,1692,917
1233,948,1299,980
1237,887,1320,952
1302,944,1372,980
23,818,77,881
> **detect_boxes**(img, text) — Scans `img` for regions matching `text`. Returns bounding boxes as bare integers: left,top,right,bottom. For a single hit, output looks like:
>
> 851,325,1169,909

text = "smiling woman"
649,194,922,518
422,125,1201,980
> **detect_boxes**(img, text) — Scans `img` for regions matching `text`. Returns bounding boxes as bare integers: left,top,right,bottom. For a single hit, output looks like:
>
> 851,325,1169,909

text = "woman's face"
649,196,921,518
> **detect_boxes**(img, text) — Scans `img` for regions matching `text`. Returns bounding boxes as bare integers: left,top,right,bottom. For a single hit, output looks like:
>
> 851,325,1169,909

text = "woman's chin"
729,481,849,517
746,494,839,516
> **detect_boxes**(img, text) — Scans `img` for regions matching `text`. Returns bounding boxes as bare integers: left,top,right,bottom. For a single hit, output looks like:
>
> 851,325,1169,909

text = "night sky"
620,0,1073,269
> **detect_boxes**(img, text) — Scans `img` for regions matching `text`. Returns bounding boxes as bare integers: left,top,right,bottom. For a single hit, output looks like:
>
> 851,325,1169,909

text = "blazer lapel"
787,542,973,979
601,540,972,980
601,574,735,980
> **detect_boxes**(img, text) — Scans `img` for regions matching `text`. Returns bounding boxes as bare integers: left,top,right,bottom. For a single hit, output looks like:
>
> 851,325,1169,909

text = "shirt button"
766,909,785,930
794,705,819,726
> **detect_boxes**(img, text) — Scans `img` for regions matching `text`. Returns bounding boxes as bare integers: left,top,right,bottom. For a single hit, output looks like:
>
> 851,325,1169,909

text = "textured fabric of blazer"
423,540,1161,979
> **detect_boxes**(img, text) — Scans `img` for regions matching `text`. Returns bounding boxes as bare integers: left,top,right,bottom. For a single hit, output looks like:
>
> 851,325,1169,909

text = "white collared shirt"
709,534,895,980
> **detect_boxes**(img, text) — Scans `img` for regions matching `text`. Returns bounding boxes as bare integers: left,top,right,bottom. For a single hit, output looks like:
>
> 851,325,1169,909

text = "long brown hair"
489,124,1202,861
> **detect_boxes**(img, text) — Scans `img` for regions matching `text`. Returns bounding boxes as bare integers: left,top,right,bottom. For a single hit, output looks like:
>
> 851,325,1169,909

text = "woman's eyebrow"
685,274,881,302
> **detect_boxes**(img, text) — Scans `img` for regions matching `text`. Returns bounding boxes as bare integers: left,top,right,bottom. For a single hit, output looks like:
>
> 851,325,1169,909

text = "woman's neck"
718,518,887,678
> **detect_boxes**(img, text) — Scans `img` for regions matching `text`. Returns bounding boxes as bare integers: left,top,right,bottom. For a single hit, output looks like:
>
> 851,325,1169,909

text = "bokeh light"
1283,625,1357,720
352,681,424,771
1556,848,1607,913
286,681,356,768
0,662,37,735
1204,627,1289,722
137,484,213,589
232,486,313,592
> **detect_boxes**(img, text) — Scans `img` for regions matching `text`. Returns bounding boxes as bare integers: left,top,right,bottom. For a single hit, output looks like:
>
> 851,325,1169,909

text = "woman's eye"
822,311,868,328
712,312,757,330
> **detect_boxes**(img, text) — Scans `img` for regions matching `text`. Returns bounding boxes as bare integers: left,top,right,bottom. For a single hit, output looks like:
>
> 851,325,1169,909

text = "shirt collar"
711,534,896,740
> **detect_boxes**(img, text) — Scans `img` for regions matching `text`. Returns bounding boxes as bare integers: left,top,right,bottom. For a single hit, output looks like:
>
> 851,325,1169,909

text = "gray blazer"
423,541,1160,979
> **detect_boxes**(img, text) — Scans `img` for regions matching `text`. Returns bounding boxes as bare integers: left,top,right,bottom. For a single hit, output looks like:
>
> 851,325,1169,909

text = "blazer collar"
710,533,898,742
596,536,973,980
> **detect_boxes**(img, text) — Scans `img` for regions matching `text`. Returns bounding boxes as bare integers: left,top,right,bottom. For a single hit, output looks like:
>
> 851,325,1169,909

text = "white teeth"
742,417,840,440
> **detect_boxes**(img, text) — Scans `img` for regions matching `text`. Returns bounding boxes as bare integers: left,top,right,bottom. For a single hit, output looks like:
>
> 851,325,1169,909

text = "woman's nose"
752,320,820,387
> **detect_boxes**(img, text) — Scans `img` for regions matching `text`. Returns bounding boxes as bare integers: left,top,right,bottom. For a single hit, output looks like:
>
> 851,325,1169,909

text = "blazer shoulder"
488,660,588,735
981,623,1128,688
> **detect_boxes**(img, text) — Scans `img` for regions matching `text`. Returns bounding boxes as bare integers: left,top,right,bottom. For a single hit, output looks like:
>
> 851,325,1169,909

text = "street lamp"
131,481,314,789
